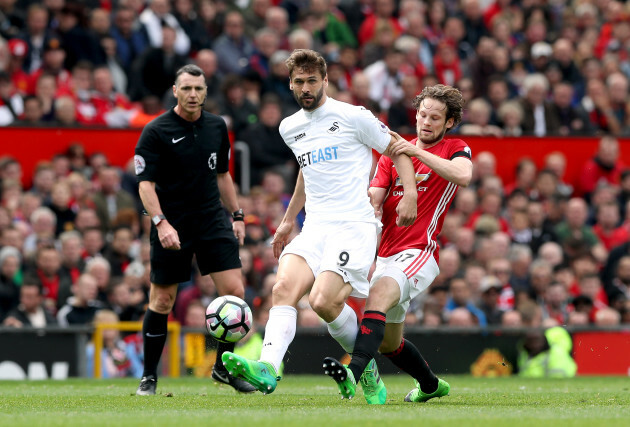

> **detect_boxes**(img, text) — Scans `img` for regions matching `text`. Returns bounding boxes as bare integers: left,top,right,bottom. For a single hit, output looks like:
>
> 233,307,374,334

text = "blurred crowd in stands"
1,0,630,376
0,0,630,138
0,133,628,336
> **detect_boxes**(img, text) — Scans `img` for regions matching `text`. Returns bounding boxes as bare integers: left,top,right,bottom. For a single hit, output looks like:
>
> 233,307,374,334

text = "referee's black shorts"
149,221,241,285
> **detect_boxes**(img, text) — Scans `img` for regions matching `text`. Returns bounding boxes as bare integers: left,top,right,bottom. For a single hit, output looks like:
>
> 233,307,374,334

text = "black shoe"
136,375,157,396
212,365,257,393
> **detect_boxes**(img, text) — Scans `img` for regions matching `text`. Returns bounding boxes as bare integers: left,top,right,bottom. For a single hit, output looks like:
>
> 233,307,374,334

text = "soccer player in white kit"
323,85,473,403
222,49,418,403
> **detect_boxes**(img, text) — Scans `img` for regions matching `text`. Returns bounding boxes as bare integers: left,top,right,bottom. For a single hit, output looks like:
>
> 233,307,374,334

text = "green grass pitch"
0,375,629,426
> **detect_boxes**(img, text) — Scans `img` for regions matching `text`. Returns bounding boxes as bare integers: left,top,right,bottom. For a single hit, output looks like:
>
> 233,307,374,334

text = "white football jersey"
280,97,391,223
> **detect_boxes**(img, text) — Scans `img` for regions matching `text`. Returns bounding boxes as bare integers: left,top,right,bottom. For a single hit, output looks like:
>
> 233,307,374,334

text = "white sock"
260,305,298,374
327,304,358,354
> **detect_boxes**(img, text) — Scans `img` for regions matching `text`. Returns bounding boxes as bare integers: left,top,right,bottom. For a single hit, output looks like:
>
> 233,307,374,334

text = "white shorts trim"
280,220,378,298
370,249,439,323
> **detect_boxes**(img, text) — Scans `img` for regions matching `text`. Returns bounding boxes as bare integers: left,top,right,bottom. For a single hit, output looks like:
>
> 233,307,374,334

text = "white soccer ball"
205,296,253,343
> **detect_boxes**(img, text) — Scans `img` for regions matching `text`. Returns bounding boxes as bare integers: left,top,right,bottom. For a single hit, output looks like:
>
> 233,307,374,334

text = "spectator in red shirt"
69,61,97,125
6,38,33,95
580,78,622,136
357,0,402,46
433,38,462,86
593,201,630,251
29,36,72,96
504,158,537,197
90,66,134,127
423,0,445,49
30,245,73,314
578,135,625,199
487,257,515,311
576,272,609,321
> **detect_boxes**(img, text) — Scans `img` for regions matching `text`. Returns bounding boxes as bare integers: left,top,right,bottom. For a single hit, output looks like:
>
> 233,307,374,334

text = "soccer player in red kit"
324,84,473,403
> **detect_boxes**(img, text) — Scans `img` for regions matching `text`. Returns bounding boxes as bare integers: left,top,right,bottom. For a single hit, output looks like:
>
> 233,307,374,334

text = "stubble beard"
418,125,447,145
295,86,325,111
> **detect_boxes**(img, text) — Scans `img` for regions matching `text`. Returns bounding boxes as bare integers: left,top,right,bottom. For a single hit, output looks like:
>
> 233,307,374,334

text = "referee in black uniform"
134,64,255,395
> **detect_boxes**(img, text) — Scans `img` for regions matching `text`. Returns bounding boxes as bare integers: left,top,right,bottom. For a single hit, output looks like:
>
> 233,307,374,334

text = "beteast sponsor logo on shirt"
296,145,339,169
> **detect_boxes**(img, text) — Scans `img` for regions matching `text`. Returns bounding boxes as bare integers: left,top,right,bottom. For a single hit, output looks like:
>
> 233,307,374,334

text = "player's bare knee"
370,280,400,308
271,277,299,306
220,282,244,299
152,293,175,313
308,293,325,314
308,292,341,321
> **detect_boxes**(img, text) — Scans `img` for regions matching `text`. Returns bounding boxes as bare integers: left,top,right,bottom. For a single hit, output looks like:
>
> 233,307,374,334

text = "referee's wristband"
232,209,244,221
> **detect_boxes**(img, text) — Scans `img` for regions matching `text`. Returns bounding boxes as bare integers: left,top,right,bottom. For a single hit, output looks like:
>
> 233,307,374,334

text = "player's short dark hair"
412,84,465,132
285,49,327,79
175,64,204,85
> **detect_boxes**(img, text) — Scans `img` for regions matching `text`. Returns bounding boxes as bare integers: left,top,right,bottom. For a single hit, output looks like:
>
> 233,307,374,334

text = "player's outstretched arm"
389,131,473,187
218,172,245,245
271,170,306,258
138,180,181,250
383,135,417,227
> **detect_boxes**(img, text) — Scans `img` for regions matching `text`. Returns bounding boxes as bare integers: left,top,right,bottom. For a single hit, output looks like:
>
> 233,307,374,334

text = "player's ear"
445,117,454,130
172,84,177,98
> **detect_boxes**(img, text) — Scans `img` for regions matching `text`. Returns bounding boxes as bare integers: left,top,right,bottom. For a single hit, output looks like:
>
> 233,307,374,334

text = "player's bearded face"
294,84,325,111
291,70,326,111
416,98,450,144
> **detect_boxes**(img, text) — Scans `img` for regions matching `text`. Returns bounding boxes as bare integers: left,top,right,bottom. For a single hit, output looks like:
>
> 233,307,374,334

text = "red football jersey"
371,137,471,262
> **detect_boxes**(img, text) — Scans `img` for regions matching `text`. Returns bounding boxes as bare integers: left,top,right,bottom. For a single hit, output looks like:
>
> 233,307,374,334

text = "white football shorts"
280,220,379,298
370,248,440,323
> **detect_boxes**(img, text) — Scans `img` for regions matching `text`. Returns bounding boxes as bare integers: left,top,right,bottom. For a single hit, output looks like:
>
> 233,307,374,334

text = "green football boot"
359,358,387,405
323,357,356,400
404,378,450,403
221,352,277,394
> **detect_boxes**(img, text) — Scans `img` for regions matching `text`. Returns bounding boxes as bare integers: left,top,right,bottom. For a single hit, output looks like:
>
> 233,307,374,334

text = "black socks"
383,339,438,394
347,311,386,381
141,308,168,378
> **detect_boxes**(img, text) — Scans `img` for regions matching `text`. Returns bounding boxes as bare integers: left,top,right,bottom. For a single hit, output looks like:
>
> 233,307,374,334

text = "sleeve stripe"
450,150,472,160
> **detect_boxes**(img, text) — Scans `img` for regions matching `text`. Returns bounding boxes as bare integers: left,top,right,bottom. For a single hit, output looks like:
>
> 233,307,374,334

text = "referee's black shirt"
134,108,230,221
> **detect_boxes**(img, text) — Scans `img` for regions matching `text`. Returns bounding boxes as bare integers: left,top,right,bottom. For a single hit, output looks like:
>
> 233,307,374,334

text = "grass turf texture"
0,376,629,426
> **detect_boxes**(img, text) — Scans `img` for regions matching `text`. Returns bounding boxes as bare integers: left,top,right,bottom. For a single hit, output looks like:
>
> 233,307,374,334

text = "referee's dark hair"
175,64,204,85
